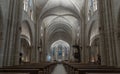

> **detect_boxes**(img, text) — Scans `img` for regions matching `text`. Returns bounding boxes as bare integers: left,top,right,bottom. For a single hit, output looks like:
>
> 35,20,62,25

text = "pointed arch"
21,20,33,46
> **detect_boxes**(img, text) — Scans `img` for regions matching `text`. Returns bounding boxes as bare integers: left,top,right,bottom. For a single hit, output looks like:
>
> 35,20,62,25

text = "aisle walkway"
51,64,67,74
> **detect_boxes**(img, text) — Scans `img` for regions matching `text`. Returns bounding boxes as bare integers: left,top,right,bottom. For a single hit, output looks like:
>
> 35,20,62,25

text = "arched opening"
19,20,32,64
87,0,98,21
88,20,100,64
39,7,81,62
37,0,84,63
20,38,31,64
48,40,70,62
90,37,101,64
21,20,32,46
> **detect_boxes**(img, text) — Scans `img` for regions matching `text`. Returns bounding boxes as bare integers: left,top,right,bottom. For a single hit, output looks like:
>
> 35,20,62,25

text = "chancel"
0,0,120,74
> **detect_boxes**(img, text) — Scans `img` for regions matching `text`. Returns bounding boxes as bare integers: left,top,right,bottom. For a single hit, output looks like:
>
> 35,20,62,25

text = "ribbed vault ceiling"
51,40,70,48
37,0,84,47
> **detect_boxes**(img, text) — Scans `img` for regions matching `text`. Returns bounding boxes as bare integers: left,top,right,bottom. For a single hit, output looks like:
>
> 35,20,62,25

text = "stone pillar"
56,50,57,61
0,5,4,67
62,49,64,61
31,29,38,63
70,46,74,62
13,0,23,65
30,45,37,63
3,0,23,66
42,28,46,62
98,0,117,66
81,1,88,63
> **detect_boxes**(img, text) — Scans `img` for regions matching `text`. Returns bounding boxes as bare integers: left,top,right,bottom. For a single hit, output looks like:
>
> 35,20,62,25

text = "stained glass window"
93,0,97,11
24,0,28,12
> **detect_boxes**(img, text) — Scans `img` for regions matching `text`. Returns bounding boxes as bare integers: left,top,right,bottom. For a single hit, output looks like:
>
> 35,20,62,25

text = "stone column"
70,46,74,62
13,0,23,65
0,5,4,67
56,50,57,61
3,0,23,66
43,28,46,62
62,49,64,61
98,0,117,66
31,26,38,63
81,0,88,63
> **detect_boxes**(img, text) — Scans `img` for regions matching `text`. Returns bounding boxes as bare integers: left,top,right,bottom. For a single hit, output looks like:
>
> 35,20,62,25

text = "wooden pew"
63,62,120,74
0,68,39,74
0,62,57,74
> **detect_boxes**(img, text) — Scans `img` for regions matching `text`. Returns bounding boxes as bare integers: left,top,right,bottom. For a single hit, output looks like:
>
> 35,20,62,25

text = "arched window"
29,0,32,7
87,0,93,21
24,0,29,12
24,0,34,21
90,0,97,12
87,0,97,21
93,0,97,11
29,0,34,21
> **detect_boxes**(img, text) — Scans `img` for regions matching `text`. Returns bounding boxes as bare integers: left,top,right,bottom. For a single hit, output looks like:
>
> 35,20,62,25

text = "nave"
51,64,67,74
1,62,120,74
1,0,120,74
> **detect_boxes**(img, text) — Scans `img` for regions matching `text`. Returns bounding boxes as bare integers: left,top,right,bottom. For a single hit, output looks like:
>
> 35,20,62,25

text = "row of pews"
0,62,57,74
63,62,120,74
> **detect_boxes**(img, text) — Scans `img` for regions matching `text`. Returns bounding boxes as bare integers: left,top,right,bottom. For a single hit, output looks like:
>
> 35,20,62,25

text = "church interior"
0,0,120,74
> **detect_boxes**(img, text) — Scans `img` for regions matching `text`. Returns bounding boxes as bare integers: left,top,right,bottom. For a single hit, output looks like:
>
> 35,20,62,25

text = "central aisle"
51,64,67,74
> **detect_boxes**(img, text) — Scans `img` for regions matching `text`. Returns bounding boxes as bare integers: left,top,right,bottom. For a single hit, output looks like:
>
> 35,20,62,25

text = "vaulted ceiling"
35,0,84,47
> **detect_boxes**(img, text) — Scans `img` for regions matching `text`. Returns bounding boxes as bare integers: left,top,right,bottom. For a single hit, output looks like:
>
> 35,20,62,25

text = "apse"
49,40,70,62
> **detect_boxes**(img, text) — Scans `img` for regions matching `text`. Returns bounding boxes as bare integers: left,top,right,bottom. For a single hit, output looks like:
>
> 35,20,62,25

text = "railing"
63,62,120,74
0,62,57,74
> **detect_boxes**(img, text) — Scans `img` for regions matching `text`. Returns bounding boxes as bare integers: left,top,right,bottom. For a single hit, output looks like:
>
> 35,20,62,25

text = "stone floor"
51,64,67,74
